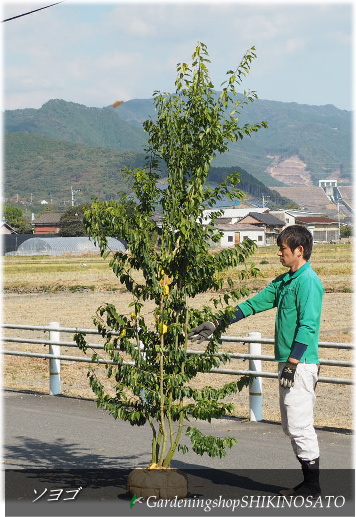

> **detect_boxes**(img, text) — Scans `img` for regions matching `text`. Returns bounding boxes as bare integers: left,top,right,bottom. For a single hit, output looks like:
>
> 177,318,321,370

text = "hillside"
272,185,353,219
4,97,352,189
206,166,294,208
4,132,146,204
117,96,352,186
338,187,353,206
4,99,147,153
4,133,295,209
272,186,335,214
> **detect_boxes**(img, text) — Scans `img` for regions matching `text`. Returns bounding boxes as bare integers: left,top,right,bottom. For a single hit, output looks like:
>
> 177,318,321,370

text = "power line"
2,1,64,23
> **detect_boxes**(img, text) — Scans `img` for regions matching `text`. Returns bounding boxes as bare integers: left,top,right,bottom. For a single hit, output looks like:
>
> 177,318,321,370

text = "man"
189,225,324,497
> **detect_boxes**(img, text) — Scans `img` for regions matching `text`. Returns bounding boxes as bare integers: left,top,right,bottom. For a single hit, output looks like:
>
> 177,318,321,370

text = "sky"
1,0,354,112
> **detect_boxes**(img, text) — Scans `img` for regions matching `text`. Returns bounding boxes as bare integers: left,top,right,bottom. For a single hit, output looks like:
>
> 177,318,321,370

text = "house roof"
34,211,64,225
242,212,285,226
295,216,339,224
1,222,17,234
216,223,264,231
215,218,235,225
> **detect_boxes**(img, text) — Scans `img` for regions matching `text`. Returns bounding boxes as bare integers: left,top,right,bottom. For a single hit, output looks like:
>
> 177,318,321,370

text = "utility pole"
262,194,270,209
71,186,81,207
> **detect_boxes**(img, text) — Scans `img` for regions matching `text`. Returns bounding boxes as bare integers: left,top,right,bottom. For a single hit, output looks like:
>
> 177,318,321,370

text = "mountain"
4,99,147,153
4,133,294,209
4,132,146,204
116,97,352,187
4,96,352,205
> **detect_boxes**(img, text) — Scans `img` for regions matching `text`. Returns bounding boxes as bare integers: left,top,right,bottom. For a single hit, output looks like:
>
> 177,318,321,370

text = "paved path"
4,389,352,470
4,389,354,517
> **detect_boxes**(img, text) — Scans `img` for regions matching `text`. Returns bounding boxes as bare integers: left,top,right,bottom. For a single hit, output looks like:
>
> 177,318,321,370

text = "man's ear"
297,245,304,257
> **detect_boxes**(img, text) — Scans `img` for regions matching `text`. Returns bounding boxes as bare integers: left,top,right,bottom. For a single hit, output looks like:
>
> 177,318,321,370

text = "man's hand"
280,362,297,388
188,321,216,343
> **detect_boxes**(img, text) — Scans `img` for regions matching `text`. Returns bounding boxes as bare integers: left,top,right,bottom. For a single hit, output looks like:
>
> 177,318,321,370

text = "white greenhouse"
8,237,127,256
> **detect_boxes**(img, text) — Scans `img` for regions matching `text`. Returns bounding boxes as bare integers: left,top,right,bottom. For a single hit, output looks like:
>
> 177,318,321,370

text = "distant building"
202,207,267,224
33,211,64,235
0,222,17,234
295,216,340,242
238,212,285,245
269,210,296,226
318,180,338,188
213,222,266,248
280,209,324,218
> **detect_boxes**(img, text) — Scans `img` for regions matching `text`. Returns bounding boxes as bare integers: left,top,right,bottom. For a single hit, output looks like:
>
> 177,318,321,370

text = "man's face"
277,241,304,270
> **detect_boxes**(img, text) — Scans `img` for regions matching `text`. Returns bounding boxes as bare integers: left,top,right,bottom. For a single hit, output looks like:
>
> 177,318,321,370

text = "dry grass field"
3,243,354,431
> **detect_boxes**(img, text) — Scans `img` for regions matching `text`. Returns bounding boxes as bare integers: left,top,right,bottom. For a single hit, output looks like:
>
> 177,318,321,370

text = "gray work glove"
280,362,297,388
188,321,216,343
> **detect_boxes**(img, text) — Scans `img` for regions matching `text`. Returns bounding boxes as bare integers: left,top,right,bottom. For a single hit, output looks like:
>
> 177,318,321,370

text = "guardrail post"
49,321,61,395
249,331,263,421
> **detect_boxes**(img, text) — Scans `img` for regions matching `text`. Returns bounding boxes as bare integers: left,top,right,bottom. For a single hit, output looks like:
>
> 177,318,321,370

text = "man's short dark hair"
277,225,313,261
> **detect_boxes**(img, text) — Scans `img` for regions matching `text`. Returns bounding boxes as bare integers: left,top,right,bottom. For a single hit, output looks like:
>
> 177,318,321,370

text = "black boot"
280,457,321,498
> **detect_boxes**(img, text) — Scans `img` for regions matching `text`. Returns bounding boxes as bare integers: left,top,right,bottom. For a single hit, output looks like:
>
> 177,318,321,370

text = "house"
238,212,285,245
269,210,297,227
214,222,266,248
294,216,340,242
0,222,17,234
202,207,267,225
33,211,64,235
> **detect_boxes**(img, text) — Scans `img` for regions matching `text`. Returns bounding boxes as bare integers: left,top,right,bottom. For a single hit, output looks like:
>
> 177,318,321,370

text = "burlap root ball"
127,468,188,499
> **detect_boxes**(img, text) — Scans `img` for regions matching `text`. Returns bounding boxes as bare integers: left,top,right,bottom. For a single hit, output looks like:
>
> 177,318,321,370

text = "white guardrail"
2,322,354,422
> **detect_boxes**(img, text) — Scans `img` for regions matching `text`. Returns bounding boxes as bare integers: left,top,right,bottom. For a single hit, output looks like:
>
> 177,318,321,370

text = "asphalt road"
4,389,354,517
4,389,353,470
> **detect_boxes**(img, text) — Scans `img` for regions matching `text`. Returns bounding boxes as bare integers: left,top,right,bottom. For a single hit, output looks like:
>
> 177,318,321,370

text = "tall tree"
2,204,32,233
58,205,88,236
75,42,268,468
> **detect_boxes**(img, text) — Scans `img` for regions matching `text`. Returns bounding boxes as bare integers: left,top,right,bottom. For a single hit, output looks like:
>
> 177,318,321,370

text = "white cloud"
2,2,352,111
126,17,153,37
331,30,352,47
285,37,305,54
97,51,143,70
